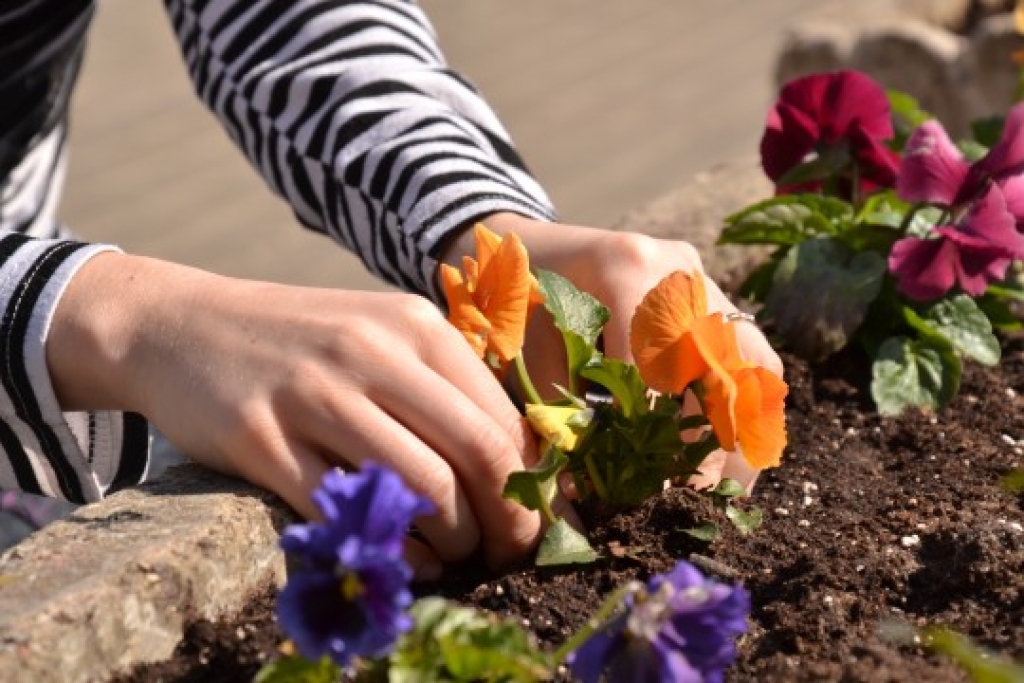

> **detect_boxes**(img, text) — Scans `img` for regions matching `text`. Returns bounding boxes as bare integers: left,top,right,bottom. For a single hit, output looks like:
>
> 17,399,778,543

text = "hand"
446,213,784,493
46,253,543,575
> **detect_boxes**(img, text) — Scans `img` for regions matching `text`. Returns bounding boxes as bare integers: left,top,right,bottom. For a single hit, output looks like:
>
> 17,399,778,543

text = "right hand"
46,252,542,575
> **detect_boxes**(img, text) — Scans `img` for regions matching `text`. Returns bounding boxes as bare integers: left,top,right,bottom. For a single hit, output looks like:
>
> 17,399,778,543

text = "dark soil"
121,338,1024,682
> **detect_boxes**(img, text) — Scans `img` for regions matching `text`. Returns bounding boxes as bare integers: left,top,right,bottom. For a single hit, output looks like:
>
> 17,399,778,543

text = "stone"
776,0,1022,138
850,22,974,134
970,13,1024,116
897,0,972,29
0,465,293,683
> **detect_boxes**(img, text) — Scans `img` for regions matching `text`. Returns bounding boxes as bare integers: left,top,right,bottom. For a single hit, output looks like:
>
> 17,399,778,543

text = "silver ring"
724,311,756,324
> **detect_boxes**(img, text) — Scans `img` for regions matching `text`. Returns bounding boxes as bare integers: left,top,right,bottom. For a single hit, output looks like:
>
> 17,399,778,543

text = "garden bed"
121,335,1024,682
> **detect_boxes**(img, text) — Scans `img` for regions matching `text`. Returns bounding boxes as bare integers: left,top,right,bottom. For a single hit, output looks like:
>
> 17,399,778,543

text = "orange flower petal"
441,263,491,358
733,367,788,468
631,271,708,390
461,255,480,291
475,231,533,362
702,363,739,452
473,223,503,272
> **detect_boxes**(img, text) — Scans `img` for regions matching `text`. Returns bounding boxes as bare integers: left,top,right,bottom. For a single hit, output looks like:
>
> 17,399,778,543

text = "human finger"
363,358,543,569
701,276,783,377
231,437,331,522
300,393,481,563
405,536,443,583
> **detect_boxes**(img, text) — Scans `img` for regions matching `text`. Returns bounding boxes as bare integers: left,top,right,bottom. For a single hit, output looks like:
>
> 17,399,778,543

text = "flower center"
339,572,365,601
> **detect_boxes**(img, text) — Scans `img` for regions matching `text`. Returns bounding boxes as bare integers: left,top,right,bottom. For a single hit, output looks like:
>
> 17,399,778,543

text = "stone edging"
0,466,292,683
0,159,771,682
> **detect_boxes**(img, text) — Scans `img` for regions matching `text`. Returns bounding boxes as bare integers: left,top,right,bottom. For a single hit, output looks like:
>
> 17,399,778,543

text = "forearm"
164,0,555,300
0,235,151,501
46,251,217,414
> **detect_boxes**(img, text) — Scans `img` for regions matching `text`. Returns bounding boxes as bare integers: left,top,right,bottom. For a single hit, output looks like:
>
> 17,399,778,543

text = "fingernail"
414,560,443,583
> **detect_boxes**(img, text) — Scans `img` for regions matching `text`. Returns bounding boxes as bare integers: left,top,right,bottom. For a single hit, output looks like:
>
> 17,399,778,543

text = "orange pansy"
630,269,788,468
439,223,542,364
700,331,789,469
631,270,717,393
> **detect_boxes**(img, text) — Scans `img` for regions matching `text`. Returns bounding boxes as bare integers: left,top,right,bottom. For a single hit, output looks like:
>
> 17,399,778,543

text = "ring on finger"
724,311,756,324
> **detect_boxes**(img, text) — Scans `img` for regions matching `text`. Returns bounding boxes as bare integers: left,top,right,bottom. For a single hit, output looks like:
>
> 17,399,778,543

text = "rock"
896,0,972,29
0,465,292,683
970,13,1024,115
776,0,1022,138
850,22,973,133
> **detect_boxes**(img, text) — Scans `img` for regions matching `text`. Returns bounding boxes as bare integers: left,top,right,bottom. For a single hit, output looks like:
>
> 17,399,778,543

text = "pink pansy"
897,103,1024,217
761,70,900,195
890,104,1024,300
889,185,1024,300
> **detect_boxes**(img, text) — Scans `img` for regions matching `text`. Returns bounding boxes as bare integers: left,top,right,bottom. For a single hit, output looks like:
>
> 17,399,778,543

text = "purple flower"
276,464,434,667
889,108,1024,300
761,70,900,196
570,561,750,683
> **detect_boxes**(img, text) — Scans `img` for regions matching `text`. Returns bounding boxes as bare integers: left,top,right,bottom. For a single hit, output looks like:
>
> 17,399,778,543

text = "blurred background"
61,0,816,291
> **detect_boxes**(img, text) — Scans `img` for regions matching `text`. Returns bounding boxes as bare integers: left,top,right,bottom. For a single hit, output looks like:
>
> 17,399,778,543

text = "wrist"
46,252,217,414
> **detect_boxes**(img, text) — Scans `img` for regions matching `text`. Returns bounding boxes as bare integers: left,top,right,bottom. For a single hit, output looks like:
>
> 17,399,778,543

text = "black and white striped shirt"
0,0,555,503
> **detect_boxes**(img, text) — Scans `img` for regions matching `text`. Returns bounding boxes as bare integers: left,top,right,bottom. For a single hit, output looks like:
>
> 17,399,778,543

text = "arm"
0,232,149,503
162,0,555,299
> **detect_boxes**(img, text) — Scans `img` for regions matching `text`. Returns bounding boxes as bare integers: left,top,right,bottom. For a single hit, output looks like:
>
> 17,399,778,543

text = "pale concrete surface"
61,0,817,290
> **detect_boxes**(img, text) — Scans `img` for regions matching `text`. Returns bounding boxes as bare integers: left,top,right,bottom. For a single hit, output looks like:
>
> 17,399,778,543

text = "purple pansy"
276,464,434,667
570,561,750,683
889,106,1024,300
761,70,900,196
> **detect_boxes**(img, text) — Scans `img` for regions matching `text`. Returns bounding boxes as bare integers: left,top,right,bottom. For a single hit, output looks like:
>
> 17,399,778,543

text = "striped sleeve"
0,232,150,503
163,0,556,299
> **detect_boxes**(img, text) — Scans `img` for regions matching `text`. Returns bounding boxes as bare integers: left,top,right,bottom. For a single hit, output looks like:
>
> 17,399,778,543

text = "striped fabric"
0,0,555,503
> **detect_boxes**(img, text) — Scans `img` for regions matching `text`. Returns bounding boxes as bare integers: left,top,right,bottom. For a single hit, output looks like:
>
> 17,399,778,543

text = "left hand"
442,212,784,493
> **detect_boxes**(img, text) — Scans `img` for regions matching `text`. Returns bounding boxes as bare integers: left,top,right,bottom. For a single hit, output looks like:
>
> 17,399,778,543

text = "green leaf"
536,518,599,566
908,296,1001,366
775,144,851,187
871,336,962,416
536,269,610,391
763,237,887,359
387,598,551,682
905,206,945,239
1004,469,1024,495
503,446,568,514
536,269,609,347
713,478,747,499
986,283,1024,303
255,656,339,683
925,627,1024,683
725,504,764,535
737,250,785,302
719,195,853,246
976,292,1023,332
579,356,648,419
958,139,989,163
856,190,910,228
888,90,932,150
837,223,901,253
971,115,1005,148
685,523,721,542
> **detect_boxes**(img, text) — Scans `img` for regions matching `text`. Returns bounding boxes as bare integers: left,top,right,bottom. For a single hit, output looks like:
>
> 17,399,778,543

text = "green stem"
584,451,609,501
898,202,940,237
849,163,862,207
551,581,641,666
514,353,544,406
536,488,558,527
